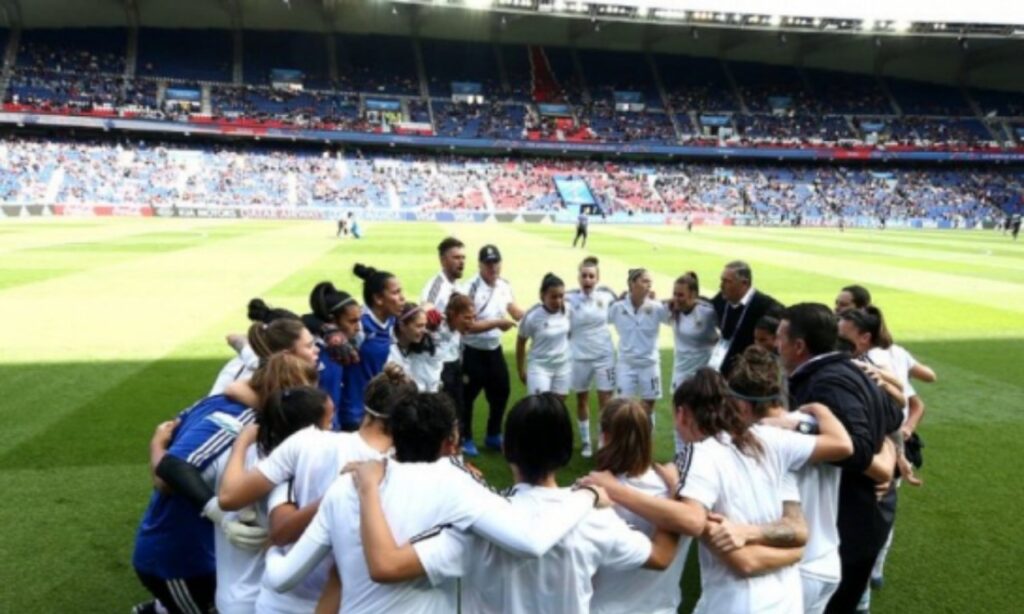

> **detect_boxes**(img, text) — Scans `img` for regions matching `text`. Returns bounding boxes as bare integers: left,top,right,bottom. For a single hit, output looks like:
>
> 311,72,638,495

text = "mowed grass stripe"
0,220,341,363
511,224,1024,341
595,224,1024,315
737,226,1024,256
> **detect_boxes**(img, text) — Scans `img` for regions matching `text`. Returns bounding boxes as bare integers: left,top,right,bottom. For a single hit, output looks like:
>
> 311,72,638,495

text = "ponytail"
257,386,329,456
674,369,763,460
248,353,318,412
247,318,306,359
309,281,358,323
596,398,652,477
353,263,395,308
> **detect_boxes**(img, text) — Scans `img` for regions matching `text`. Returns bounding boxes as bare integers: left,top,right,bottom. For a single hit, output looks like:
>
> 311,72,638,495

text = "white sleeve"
267,480,293,513
678,445,719,509
770,427,817,472
597,510,653,571
780,472,800,503
412,529,473,586
504,283,515,310
448,468,591,556
263,491,335,592
517,311,534,340
255,428,310,485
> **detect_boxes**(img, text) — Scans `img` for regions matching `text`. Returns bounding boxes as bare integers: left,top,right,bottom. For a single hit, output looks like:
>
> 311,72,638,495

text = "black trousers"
440,359,467,439
462,346,510,440
573,226,587,247
826,489,897,613
136,569,215,614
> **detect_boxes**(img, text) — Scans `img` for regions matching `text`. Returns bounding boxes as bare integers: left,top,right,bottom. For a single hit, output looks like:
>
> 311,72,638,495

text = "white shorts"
527,362,572,396
615,363,662,401
801,574,840,614
571,357,616,393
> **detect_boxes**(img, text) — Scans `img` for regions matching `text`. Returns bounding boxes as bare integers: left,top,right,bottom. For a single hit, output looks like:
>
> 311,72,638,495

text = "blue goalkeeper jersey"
337,310,394,429
132,394,255,579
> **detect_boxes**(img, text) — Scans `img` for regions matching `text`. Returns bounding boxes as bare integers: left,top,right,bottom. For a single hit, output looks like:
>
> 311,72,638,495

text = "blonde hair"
249,352,318,412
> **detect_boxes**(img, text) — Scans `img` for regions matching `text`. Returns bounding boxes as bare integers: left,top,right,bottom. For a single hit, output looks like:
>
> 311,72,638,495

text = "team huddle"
133,237,932,614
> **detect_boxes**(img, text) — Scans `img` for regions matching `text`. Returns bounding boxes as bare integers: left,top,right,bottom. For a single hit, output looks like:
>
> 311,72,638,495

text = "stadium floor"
1,218,1022,612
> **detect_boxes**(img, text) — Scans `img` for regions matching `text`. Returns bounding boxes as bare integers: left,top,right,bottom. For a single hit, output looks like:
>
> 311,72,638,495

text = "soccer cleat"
581,441,593,458
131,601,158,614
461,439,480,458
484,434,503,451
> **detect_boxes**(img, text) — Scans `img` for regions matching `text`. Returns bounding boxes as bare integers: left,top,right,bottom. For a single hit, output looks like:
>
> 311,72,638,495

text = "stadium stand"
137,29,233,82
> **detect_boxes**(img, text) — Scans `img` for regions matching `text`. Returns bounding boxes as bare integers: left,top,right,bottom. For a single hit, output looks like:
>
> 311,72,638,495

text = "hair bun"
247,298,270,322
353,263,376,280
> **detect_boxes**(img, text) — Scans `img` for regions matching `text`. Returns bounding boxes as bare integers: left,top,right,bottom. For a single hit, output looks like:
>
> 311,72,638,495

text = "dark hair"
540,272,565,295
839,305,893,349
437,236,464,258
674,368,763,459
247,319,307,359
353,263,396,308
396,302,435,355
257,386,329,457
389,392,458,463
627,268,648,285
309,281,358,323
755,315,780,334
248,353,319,412
363,363,418,432
728,346,786,419
503,394,574,485
247,298,299,324
579,256,600,270
725,260,752,285
782,303,838,357
842,285,872,310
444,293,474,325
596,398,652,478
675,271,699,294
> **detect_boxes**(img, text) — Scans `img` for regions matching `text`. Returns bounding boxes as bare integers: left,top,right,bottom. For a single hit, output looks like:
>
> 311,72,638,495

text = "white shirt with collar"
420,271,463,313
464,274,515,351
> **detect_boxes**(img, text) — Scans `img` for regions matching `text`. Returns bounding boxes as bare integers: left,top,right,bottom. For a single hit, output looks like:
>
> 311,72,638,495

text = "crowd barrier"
0,203,994,230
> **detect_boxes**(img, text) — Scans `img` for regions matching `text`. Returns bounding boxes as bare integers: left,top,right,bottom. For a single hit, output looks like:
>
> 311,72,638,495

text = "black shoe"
132,601,158,614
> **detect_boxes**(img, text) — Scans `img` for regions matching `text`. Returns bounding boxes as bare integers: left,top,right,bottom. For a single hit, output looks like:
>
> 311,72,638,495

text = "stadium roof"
0,0,1021,91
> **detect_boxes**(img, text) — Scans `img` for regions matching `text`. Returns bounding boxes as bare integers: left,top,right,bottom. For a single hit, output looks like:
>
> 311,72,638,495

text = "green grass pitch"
1,218,1022,612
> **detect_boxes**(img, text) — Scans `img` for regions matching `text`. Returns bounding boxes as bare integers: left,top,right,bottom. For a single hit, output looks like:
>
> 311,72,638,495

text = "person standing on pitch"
573,210,589,248
421,237,466,312
462,245,523,455
710,260,781,375
777,304,903,613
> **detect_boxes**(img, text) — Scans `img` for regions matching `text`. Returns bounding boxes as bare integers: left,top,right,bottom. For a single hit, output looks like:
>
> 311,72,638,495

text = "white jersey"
566,286,618,361
213,445,266,614
388,343,443,392
663,301,719,382
416,483,653,614
868,344,917,420
433,321,462,364
464,275,515,351
592,469,690,614
608,298,670,368
254,428,385,613
420,271,463,313
210,344,259,396
680,426,815,614
787,415,843,584
299,458,535,614
518,303,572,369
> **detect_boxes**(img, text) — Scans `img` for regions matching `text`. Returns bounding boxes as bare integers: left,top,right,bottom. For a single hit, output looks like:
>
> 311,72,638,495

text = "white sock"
578,420,591,444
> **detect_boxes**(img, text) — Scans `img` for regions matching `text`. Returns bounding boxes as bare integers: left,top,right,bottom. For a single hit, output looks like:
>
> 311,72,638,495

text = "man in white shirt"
420,237,466,313
462,244,524,453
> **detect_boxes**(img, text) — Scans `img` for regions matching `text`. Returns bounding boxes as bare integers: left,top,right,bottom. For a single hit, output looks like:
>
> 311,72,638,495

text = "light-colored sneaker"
581,441,593,458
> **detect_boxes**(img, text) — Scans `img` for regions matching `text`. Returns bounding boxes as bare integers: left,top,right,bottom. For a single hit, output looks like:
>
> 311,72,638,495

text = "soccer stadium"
1,0,1022,613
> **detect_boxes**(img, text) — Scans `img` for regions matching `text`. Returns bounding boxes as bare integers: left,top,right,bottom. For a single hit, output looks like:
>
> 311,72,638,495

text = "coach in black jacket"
710,260,782,375
778,303,903,614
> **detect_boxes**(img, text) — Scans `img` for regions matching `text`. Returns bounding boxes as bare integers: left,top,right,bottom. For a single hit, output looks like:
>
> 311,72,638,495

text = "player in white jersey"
608,268,670,416
263,392,604,614
340,393,678,614
218,367,415,613
516,273,572,398
566,256,618,458
388,302,443,392
585,368,855,614
210,299,299,395
420,237,466,313
591,398,690,614
213,387,334,614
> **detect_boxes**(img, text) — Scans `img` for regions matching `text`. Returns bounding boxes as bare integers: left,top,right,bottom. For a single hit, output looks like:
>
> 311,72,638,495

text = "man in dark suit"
779,303,903,614
710,260,782,375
